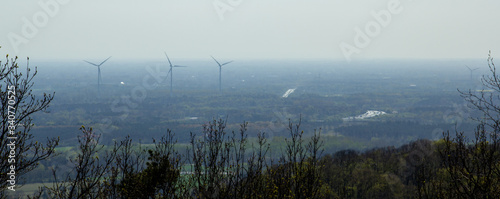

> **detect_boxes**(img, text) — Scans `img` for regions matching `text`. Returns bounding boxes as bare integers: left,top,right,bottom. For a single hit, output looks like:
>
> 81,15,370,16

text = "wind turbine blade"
98,56,112,66
83,60,99,66
164,52,173,67
221,61,233,66
211,56,222,66
173,65,187,67
465,65,472,71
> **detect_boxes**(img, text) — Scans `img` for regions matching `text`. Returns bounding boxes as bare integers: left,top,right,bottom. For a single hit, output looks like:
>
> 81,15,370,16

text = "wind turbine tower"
83,56,112,94
164,52,187,96
211,56,233,93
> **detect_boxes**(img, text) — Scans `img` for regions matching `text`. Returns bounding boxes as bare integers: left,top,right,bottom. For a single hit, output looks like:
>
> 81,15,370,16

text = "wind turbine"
164,52,187,96
466,65,479,81
83,56,112,94
210,56,233,93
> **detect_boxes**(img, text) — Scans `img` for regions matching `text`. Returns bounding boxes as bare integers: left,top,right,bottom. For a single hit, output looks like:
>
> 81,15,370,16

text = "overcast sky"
0,0,499,61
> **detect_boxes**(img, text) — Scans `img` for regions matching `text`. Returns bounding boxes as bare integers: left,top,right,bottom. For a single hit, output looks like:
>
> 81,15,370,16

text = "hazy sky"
1,0,499,61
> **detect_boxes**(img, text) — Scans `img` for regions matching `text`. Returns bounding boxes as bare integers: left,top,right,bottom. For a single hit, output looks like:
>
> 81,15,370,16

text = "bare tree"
41,127,121,199
0,49,59,198
189,118,239,199
267,118,325,199
460,51,500,131
104,135,147,198
436,51,500,198
188,119,273,199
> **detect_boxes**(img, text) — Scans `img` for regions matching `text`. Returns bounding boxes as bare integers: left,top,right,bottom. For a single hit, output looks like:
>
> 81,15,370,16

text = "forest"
8,120,500,198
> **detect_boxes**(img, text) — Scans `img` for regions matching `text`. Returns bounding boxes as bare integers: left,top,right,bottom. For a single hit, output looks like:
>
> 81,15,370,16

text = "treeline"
17,119,500,198
322,126,500,198
26,119,326,199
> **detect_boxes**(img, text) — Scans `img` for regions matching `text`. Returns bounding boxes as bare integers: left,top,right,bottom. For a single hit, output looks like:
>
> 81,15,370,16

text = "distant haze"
0,1,499,61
